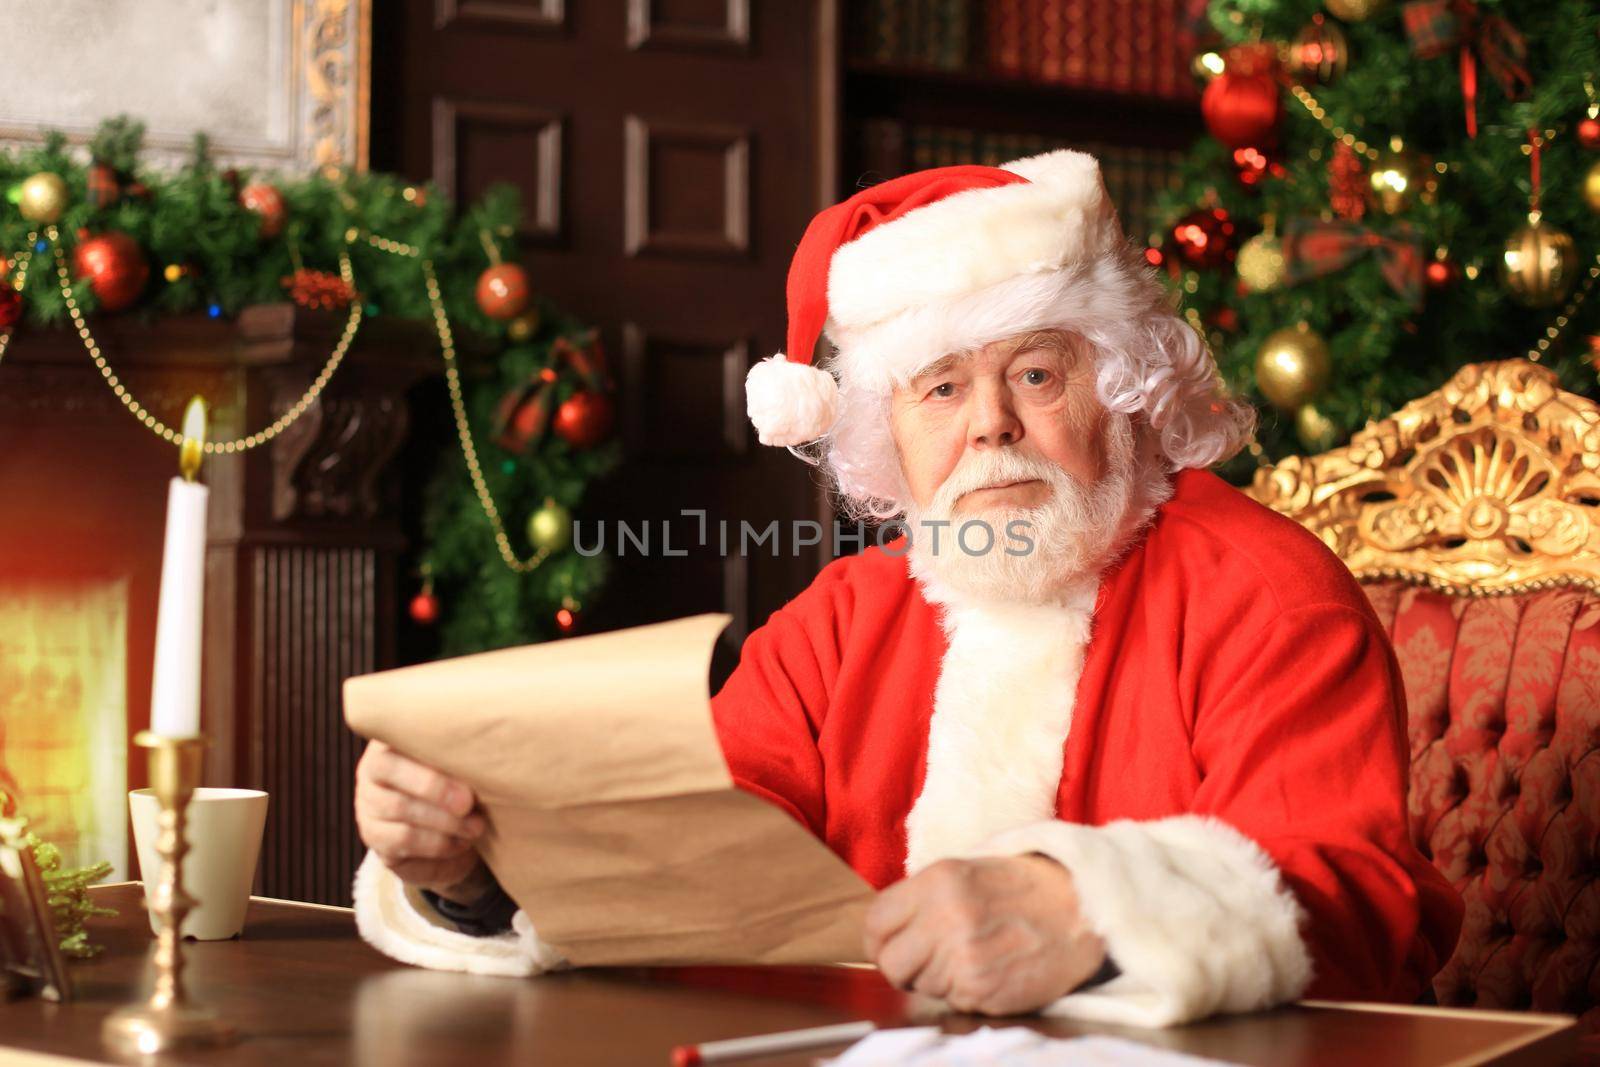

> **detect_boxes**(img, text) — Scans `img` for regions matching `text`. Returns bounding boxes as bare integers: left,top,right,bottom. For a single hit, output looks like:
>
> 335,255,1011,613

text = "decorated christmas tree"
1155,0,1600,481
0,118,615,654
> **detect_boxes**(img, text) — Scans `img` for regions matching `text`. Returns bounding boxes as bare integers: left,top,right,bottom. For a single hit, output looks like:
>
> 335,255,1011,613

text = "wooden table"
0,885,1576,1067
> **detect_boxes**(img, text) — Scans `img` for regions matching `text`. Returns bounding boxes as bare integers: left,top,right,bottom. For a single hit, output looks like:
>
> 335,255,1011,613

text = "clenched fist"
354,739,493,905
863,855,1106,1015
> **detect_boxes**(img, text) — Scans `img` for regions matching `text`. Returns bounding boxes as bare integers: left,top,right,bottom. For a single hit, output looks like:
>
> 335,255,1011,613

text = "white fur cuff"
351,851,566,977
973,816,1312,1027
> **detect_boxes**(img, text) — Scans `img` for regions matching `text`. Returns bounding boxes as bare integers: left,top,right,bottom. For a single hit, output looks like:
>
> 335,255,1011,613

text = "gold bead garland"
44,225,361,453
423,255,550,574
0,233,37,367
348,226,552,574
1523,253,1600,362
2,220,557,577
1288,83,1380,162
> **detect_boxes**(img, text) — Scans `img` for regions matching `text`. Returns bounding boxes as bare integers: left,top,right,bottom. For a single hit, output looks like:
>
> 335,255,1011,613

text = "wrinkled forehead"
898,329,1087,387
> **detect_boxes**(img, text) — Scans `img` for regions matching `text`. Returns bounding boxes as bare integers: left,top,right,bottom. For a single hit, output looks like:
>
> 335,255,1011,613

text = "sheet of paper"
826,1028,1243,1067
343,613,874,967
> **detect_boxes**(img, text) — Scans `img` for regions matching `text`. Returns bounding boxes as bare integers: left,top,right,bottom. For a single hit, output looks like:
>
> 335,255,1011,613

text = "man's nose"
967,381,1021,449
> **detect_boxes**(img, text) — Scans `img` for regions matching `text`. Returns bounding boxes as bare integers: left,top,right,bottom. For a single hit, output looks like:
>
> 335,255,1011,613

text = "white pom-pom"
745,353,839,447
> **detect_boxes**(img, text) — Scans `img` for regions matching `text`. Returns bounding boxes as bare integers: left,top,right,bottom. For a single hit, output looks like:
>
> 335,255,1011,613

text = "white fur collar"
902,578,1098,874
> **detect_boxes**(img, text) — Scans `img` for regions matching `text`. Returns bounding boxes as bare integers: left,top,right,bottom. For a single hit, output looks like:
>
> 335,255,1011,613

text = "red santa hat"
746,148,1147,447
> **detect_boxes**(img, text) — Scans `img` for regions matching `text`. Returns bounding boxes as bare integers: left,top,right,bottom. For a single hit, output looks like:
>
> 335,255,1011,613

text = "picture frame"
0,0,370,174
0,817,71,1003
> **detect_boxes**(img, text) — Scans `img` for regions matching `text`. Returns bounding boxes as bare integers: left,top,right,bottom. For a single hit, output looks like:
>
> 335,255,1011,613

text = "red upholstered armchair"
1249,359,1600,1035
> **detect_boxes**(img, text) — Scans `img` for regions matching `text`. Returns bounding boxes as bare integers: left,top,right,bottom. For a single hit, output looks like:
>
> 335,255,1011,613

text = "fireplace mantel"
0,304,438,904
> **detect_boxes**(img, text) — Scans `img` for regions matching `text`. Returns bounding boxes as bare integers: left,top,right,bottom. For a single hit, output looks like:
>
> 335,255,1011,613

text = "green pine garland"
29,832,116,959
0,117,615,652
1160,0,1600,484
0,792,115,959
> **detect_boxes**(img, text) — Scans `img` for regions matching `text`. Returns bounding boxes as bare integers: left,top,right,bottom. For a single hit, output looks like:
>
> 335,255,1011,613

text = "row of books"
854,119,1185,243
850,0,1198,100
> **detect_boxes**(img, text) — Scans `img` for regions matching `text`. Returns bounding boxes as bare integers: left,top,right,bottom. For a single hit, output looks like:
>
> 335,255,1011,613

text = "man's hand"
863,855,1106,1015
355,739,490,904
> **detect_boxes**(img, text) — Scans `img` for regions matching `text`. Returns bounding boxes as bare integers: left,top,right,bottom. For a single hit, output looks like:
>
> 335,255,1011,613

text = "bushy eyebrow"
905,331,1080,389
911,353,963,383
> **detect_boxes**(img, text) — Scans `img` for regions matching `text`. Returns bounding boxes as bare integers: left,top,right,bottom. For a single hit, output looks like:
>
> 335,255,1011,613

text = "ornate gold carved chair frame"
1249,359,1600,596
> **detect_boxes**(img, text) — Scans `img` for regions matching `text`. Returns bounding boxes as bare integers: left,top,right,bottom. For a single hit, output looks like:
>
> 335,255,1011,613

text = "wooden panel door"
375,0,840,640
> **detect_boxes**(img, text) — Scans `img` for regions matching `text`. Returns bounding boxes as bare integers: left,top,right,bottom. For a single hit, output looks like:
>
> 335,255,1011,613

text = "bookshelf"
839,1,1204,244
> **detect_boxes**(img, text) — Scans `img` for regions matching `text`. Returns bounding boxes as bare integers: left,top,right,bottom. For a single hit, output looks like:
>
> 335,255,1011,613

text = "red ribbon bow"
1283,218,1426,309
1403,0,1532,138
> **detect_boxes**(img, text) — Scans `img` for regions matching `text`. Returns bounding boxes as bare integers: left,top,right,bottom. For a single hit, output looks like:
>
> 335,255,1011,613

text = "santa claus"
351,149,1462,1027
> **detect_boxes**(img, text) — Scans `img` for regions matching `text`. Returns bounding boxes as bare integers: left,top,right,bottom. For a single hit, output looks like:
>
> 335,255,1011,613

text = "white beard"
904,416,1147,608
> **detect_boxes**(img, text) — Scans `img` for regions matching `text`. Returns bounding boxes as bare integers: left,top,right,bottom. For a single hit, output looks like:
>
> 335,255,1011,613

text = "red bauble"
1424,256,1459,289
240,183,287,239
552,390,614,448
476,264,531,321
408,590,440,625
73,231,149,313
1170,208,1237,269
0,283,22,328
1201,72,1282,148
555,605,580,634
1578,116,1600,151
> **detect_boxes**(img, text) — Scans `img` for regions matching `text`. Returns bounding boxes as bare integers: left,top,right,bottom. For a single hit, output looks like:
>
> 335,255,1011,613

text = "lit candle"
149,398,209,739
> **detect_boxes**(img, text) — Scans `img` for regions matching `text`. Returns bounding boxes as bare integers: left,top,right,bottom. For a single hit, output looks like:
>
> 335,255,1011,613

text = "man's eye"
928,382,956,399
1021,369,1050,387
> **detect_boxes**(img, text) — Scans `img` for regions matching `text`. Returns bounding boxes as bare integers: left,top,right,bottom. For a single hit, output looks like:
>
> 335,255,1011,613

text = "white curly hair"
812,239,1256,521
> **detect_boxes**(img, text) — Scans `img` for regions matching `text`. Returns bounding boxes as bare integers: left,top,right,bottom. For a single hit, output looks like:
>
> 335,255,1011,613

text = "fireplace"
0,305,435,903
0,579,129,877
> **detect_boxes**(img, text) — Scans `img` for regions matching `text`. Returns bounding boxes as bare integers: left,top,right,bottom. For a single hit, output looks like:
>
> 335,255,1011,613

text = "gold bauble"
18,172,69,224
1368,139,1428,215
1236,233,1287,293
1255,322,1331,412
1584,159,1600,214
526,498,572,554
1500,214,1578,309
507,309,542,343
1324,0,1388,21
1287,17,1348,84
1296,403,1339,451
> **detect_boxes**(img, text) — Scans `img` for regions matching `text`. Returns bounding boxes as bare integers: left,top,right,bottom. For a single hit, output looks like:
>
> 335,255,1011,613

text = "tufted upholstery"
1243,361,1600,1048
1363,580,1600,1026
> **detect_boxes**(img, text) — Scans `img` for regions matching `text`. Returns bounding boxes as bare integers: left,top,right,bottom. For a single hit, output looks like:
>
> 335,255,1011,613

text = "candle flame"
179,397,208,482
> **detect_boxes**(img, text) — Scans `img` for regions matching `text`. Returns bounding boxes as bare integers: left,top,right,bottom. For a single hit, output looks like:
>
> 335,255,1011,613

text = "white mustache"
931,451,1064,512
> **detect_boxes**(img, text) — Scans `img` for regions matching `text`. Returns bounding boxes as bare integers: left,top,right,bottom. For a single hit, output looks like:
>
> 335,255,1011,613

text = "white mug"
129,787,268,940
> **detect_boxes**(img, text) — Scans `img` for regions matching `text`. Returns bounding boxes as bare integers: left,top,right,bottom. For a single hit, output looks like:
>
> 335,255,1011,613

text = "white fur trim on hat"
745,353,839,446
827,244,1165,396
825,149,1124,385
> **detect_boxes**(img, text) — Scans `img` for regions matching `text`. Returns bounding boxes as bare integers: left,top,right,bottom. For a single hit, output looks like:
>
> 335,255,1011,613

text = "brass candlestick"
102,732,237,1056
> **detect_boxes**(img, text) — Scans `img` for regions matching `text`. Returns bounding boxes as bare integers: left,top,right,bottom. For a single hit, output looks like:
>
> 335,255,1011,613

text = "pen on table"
671,1020,877,1065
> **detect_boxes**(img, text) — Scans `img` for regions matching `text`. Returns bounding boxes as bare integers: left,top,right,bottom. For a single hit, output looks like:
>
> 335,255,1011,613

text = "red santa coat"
710,468,1462,1025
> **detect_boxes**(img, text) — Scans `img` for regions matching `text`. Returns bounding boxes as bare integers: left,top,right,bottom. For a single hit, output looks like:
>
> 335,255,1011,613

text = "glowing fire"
0,579,128,878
